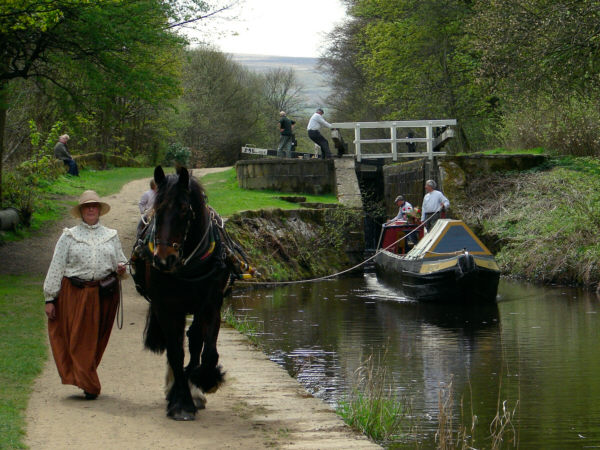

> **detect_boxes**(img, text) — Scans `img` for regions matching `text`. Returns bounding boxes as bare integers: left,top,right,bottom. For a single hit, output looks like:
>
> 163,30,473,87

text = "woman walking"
43,190,127,399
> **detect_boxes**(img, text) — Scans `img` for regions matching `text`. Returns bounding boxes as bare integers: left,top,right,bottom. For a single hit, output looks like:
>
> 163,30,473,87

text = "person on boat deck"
386,195,419,247
386,195,413,223
421,179,450,230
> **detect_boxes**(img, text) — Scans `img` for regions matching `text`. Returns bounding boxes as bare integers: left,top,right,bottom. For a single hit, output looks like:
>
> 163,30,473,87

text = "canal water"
225,274,600,448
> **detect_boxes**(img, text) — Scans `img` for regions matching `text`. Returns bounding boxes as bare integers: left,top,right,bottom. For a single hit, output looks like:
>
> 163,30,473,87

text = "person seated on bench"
53,134,79,176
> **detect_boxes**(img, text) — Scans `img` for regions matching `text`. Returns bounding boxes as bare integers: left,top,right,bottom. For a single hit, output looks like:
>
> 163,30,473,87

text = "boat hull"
375,250,500,303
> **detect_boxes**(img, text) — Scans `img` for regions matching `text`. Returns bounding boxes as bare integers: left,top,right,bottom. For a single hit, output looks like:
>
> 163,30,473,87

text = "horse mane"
154,169,207,214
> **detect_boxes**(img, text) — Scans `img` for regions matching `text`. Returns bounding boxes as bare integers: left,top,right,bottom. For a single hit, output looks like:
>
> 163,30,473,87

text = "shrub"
498,94,600,156
163,142,191,167
2,121,65,220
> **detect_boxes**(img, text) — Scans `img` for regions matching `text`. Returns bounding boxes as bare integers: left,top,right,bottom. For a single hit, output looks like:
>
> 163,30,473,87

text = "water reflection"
226,275,600,448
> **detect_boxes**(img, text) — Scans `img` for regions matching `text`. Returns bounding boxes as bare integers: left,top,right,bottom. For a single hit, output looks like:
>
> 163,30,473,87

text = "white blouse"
43,222,127,301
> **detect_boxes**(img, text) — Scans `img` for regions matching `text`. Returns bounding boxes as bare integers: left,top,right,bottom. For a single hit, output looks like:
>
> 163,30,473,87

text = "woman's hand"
45,302,56,320
116,263,126,275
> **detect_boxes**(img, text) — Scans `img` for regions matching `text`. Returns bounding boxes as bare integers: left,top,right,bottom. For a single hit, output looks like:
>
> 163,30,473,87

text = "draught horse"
140,166,229,421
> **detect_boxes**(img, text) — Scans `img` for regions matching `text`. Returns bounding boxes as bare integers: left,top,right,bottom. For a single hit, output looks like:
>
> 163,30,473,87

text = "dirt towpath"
10,169,378,449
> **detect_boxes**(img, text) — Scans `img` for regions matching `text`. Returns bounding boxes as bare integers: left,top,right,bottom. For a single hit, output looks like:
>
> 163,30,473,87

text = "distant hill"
230,53,332,114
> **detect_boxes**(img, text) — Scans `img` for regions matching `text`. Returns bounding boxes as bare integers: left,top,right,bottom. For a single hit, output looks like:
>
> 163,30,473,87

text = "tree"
0,0,228,203
468,0,600,154
259,68,306,147
321,0,493,151
471,0,600,98
320,13,383,121
261,68,306,116
174,47,268,166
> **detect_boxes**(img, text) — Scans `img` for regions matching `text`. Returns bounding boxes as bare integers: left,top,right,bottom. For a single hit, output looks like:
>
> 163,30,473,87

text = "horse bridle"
153,204,194,258
153,204,212,267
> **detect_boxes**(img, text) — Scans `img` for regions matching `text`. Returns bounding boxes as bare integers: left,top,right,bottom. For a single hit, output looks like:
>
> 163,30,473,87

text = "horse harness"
130,205,256,301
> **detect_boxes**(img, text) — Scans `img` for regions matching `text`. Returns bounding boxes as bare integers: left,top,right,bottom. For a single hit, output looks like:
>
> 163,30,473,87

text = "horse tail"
143,308,166,354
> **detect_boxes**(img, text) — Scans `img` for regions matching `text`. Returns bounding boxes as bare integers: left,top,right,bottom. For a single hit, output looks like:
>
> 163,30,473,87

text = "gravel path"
4,168,378,449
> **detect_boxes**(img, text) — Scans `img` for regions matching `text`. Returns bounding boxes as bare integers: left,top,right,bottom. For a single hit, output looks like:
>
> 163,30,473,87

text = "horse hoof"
171,411,196,421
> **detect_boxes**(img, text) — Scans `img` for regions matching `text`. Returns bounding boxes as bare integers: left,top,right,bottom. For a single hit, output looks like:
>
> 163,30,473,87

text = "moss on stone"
227,207,364,282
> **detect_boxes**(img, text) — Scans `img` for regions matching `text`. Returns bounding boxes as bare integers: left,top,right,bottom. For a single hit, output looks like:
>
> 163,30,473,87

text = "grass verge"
2,168,154,242
0,275,47,449
456,157,600,287
200,168,337,217
222,305,262,346
459,147,547,156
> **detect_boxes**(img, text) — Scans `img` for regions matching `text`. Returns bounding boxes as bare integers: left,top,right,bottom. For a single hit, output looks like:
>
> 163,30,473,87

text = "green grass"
458,162,600,286
3,166,338,242
200,168,338,217
458,147,547,156
221,306,262,345
337,392,407,444
2,168,154,242
44,167,155,197
336,354,411,445
0,275,47,449
552,155,600,176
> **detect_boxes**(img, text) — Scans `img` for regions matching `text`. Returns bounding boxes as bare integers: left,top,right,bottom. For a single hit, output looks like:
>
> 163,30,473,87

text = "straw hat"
70,190,111,218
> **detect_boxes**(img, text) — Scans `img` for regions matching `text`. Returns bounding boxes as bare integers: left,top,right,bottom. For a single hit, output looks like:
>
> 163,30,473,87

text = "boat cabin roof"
406,219,493,259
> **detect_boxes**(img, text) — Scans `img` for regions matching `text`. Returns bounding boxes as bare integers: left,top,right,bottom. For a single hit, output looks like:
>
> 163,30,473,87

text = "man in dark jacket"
54,134,79,176
277,111,296,158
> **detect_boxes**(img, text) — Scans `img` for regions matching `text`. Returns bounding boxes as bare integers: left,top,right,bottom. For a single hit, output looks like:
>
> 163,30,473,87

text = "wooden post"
391,125,397,161
355,125,361,162
426,125,433,161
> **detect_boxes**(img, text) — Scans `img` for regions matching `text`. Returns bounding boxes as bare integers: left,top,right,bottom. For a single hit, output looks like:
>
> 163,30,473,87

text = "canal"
226,274,600,448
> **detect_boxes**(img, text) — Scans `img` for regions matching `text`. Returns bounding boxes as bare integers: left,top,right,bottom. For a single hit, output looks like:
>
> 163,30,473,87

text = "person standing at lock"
307,108,333,159
277,111,296,158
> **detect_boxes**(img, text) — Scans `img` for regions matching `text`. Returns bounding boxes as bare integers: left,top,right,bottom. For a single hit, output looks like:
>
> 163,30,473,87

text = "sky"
193,0,348,58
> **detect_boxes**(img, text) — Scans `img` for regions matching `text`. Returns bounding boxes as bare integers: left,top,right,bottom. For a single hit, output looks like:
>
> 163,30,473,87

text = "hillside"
230,53,332,113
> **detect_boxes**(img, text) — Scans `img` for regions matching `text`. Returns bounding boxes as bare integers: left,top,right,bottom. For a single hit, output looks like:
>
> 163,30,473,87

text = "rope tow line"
237,206,443,287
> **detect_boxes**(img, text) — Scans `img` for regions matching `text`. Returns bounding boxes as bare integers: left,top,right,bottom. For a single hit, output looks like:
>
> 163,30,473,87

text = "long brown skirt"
48,277,119,395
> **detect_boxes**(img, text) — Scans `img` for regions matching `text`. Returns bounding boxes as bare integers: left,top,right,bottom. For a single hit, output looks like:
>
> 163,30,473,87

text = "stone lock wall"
235,159,335,195
382,159,427,217
438,154,548,204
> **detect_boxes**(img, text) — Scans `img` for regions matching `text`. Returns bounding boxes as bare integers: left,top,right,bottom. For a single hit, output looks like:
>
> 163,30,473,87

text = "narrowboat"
374,218,500,302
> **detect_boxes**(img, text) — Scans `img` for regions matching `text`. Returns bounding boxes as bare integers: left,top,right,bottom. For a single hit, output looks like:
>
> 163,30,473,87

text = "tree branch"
166,5,232,30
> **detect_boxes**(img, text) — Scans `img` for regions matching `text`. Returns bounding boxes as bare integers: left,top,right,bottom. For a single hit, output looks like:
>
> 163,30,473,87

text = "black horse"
141,166,229,421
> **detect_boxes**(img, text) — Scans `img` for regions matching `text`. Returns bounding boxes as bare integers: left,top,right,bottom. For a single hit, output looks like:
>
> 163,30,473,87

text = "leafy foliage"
1,121,65,220
172,47,270,167
163,142,191,167
496,94,600,156
321,0,600,155
470,0,600,97
322,0,489,152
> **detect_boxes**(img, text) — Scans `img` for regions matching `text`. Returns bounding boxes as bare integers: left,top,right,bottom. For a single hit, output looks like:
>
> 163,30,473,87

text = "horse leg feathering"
166,362,206,410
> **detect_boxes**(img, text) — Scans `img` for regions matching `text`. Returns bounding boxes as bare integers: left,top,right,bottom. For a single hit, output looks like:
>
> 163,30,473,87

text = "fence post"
391,125,397,161
355,125,362,162
426,124,433,161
